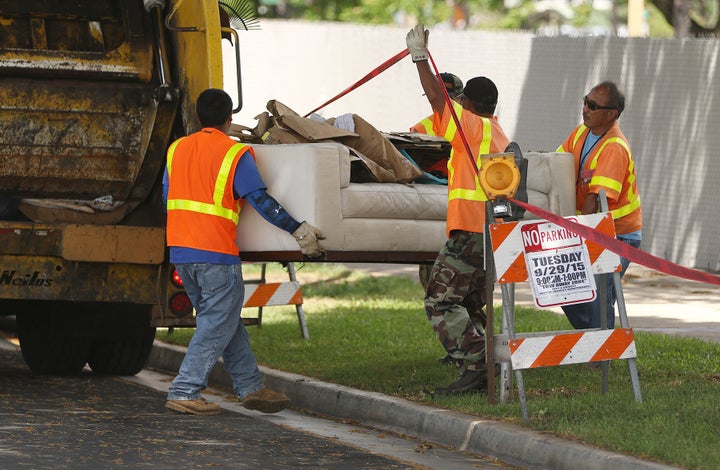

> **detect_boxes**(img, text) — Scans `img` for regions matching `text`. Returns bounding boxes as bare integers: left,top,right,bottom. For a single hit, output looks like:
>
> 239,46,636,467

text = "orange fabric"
410,115,435,135
558,122,641,234
166,128,252,255
434,101,510,234
410,115,448,177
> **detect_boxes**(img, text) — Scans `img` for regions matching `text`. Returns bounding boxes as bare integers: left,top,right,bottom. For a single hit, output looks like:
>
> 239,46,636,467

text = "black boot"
435,367,488,396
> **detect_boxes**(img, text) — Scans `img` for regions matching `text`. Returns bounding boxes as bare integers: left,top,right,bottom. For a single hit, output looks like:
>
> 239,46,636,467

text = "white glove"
405,24,429,62
292,221,325,258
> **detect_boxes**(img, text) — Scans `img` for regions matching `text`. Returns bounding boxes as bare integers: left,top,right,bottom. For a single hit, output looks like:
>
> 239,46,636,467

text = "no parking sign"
520,219,596,307
490,213,621,308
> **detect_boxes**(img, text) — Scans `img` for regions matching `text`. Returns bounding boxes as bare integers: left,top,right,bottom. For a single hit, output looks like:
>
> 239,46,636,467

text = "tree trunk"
673,0,691,37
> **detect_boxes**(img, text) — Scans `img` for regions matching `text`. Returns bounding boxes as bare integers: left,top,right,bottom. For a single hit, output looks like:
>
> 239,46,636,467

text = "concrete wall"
229,20,720,272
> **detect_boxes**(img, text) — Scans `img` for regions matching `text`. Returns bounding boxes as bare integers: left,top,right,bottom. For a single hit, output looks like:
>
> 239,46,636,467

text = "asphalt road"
0,338,512,470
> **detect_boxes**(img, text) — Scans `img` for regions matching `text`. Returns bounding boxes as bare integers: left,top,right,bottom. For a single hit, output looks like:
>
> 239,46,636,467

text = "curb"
148,341,677,470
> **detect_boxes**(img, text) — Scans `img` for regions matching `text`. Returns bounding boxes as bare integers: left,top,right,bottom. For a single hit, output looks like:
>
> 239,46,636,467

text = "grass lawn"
157,263,720,470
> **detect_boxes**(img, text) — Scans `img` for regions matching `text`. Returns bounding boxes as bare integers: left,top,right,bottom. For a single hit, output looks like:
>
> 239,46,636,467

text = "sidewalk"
348,262,720,343
148,341,675,470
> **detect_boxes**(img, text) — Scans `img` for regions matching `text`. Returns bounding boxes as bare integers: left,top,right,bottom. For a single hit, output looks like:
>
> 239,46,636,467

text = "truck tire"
88,326,156,375
14,301,155,376
18,336,90,375
15,309,91,375
86,304,156,376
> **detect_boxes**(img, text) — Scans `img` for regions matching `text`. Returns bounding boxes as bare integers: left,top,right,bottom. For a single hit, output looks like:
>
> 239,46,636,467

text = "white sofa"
236,143,575,263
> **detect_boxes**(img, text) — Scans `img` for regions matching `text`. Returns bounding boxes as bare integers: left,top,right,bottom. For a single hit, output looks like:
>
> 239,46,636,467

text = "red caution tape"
509,198,720,286
300,43,719,287
304,49,410,117
303,48,474,173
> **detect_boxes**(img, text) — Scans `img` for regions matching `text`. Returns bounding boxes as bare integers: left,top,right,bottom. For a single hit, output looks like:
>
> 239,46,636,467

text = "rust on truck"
0,0,231,374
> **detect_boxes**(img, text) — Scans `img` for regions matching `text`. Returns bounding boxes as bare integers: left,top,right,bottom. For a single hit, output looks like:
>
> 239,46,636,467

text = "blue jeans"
562,236,641,330
167,263,264,401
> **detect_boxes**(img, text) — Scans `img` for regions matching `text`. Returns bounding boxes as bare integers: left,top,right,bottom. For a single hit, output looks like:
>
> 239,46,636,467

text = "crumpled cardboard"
243,100,424,184
338,114,423,183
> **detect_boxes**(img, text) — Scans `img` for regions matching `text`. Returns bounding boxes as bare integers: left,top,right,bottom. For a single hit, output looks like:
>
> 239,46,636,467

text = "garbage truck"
0,0,246,374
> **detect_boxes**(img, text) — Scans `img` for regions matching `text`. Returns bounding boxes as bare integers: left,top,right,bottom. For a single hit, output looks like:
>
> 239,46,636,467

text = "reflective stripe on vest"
447,115,492,203
166,142,246,225
556,124,588,153
588,137,641,219
417,117,435,136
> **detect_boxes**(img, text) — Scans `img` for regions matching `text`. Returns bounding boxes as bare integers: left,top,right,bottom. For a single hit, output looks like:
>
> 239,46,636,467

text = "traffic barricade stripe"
491,213,620,284
591,329,636,362
509,329,636,369
538,333,584,367
243,281,303,308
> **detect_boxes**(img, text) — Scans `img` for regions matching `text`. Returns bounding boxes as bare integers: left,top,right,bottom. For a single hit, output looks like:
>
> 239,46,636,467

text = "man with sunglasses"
405,24,509,395
558,81,642,330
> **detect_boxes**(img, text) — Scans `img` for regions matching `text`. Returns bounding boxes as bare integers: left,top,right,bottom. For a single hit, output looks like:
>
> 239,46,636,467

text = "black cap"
440,73,463,98
462,77,498,111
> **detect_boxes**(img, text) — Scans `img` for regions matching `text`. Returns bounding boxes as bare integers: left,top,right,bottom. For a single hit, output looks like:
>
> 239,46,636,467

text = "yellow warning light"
479,153,521,200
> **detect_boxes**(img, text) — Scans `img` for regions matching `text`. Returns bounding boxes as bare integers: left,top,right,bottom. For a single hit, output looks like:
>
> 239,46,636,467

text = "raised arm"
406,24,445,115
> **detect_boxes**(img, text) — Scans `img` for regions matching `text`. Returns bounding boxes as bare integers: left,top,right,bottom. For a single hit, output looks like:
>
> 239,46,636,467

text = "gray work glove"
292,221,325,258
406,23,429,62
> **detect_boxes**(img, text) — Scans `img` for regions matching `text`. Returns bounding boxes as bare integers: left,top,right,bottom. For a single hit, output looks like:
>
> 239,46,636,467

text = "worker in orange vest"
164,89,324,416
558,81,641,330
406,24,509,395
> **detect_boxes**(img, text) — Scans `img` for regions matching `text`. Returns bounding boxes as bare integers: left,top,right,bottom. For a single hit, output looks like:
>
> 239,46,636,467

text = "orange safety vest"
410,115,449,177
435,101,510,235
557,122,641,234
166,128,253,255
410,115,435,135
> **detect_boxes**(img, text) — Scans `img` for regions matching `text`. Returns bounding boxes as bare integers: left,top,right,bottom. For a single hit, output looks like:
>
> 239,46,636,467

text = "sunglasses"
583,95,616,111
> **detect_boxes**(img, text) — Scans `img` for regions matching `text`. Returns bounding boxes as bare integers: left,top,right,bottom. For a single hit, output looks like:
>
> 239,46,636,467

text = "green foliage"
258,0,702,37
570,2,594,27
647,2,678,37
157,263,720,469
499,2,536,30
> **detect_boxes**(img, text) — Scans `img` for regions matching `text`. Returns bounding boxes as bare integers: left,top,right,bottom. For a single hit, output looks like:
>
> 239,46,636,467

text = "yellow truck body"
0,0,235,374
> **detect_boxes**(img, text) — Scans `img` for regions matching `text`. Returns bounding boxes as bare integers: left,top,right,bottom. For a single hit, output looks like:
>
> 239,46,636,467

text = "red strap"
304,49,409,117
509,198,720,286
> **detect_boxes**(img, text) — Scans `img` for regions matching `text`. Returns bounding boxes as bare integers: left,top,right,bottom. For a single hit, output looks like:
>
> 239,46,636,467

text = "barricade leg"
500,283,529,420
615,271,642,401
499,283,514,404
598,191,641,401
243,263,267,328
286,262,309,340
242,262,309,340
599,271,610,394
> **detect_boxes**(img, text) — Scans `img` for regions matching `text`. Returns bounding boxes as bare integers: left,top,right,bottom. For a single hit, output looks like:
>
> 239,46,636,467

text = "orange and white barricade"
243,281,303,308
507,328,636,369
488,212,642,420
242,262,309,339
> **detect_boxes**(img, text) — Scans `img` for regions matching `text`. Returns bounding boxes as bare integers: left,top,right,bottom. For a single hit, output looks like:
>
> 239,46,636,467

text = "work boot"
238,387,290,414
437,354,460,367
165,397,221,416
435,367,488,396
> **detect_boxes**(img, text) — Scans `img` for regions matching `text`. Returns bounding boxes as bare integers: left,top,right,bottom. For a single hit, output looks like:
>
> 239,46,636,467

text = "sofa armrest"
523,152,575,220
236,143,349,254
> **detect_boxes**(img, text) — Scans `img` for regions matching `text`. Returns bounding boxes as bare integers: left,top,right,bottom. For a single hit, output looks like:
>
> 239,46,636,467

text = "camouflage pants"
425,230,488,368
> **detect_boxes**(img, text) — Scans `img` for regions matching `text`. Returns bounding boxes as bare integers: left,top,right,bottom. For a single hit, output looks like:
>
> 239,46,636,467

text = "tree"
248,0,717,37
649,0,718,36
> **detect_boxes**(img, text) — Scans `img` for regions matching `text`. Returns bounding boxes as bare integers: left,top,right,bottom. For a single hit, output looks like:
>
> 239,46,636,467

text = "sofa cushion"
341,183,446,220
